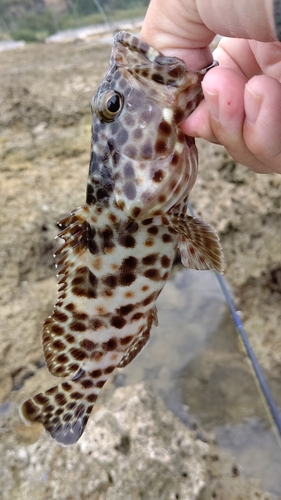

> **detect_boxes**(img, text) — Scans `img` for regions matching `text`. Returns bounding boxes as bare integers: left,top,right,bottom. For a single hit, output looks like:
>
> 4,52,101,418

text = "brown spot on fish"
152,168,164,182
95,306,108,316
142,218,153,225
131,312,143,321
108,212,118,224
96,380,106,388
52,340,65,350
110,315,126,329
91,351,103,362
158,194,166,204
118,234,136,248
142,254,158,266
86,394,98,403
62,382,72,392
45,386,59,396
103,365,115,374
56,353,69,364
119,272,136,287
90,318,104,330
102,338,118,351
145,238,154,247
50,324,64,335
118,304,134,315
70,348,86,361
34,394,49,405
144,268,161,281
62,413,72,422
174,109,185,123
125,220,139,233
92,257,103,270
158,120,172,135
155,141,167,155
70,321,87,332
71,392,83,400
55,393,67,406
80,379,94,389
161,255,171,268
132,207,141,218
171,152,179,165
65,334,76,344
162,233,172,243
80,339,96,351
89,369,102,378
52,311,68,323
65,303,75,312
120,335,133,345
103,274,118,288
143,293,157,306
121,256,138,271
147,225,158,235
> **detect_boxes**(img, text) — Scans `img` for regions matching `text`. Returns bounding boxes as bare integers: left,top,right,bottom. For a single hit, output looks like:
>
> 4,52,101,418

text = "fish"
20,31,223,446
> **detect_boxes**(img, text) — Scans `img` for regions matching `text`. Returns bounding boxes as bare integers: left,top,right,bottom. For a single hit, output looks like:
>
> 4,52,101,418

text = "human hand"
141,0,281,173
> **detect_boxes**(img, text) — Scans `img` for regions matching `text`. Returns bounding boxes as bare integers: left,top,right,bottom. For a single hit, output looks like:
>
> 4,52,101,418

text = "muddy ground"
0,38,281,498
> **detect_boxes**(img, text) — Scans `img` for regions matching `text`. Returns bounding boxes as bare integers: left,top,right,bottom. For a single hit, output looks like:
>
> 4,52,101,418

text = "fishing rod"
188,202,281,443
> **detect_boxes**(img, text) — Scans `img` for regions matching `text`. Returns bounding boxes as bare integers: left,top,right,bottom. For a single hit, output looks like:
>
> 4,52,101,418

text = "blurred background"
0,0,149,43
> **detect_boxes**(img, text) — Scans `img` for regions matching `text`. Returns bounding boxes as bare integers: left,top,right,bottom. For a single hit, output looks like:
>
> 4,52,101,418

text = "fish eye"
95,90,123,122
106,94,121,113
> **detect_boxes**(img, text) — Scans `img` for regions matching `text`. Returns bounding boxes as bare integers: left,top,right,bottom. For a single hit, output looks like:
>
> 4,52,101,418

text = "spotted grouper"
21,31,224,445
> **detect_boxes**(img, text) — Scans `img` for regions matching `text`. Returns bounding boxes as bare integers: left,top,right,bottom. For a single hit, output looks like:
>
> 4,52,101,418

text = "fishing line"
188,202,281,446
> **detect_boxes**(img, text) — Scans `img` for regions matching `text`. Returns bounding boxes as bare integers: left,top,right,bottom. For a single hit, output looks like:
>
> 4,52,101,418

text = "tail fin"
20,376,97,446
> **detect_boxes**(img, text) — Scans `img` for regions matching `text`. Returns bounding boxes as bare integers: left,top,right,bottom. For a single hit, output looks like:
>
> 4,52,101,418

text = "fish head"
91,31,217,219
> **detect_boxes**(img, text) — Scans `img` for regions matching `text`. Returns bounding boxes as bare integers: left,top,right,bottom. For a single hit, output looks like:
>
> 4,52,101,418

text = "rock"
0,383,274,500
1,384,205,500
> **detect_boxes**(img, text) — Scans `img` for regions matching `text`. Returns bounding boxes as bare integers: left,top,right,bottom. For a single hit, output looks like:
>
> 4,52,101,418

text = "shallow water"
119,266,281,496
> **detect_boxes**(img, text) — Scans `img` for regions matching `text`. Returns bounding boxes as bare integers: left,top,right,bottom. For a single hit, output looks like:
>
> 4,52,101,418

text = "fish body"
21,32,223,445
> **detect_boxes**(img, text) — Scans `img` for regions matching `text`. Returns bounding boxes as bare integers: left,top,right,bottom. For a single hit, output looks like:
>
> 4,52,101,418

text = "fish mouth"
114,31,219,79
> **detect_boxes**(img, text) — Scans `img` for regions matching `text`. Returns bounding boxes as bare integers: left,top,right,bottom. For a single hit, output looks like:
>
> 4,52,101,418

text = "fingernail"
202,85,219,120
245,84,263,125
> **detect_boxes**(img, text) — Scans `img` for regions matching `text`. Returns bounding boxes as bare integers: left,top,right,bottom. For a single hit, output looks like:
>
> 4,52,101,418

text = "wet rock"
1,383,274,500
1,384,205,500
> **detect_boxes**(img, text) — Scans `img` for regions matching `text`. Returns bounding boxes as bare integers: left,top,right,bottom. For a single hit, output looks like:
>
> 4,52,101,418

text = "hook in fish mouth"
185,59,218,75
199,59,219,74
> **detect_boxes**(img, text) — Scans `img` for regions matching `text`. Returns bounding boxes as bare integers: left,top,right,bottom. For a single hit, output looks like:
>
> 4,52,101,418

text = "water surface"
119,267,281,495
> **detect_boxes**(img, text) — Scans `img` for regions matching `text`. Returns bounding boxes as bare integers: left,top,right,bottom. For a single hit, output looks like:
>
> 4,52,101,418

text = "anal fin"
118,307,158,368
168,214,224,274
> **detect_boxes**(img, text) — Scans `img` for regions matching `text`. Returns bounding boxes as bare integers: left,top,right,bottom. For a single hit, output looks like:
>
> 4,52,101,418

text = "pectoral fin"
167,214,224,274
